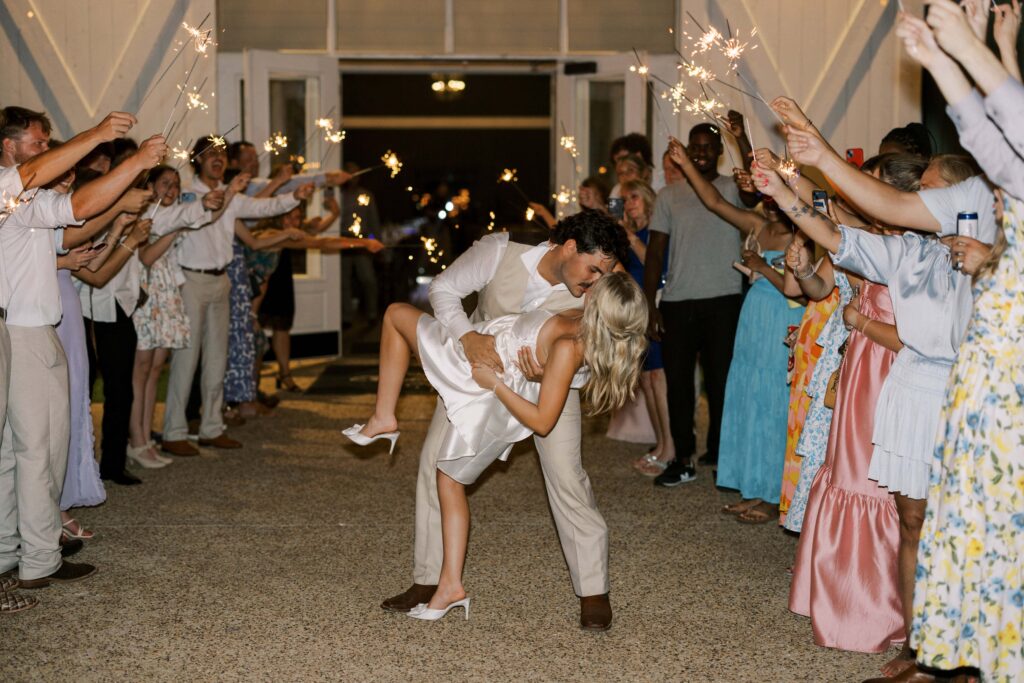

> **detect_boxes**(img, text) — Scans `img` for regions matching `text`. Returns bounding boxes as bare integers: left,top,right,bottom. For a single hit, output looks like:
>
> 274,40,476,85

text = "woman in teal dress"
667,139,803,523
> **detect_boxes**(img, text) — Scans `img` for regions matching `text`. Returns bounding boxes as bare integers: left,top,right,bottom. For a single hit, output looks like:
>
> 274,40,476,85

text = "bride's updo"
579,271,648,415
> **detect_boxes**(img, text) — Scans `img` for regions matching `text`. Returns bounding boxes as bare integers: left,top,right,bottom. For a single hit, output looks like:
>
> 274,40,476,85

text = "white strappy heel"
407,597,471,621
342,424,400,455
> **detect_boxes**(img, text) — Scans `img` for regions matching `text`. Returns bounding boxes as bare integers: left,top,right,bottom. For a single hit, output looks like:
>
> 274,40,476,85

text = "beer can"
956,211,978,238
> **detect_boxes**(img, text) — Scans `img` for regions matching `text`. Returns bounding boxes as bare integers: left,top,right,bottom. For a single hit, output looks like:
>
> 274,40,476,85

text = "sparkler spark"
381,151,402,178
263,132,288,156
498,168,518,183
325,130,346,144
356,193,371,206
525,207,536,222
184,88,209,112
559,135,579,158
316,118,334,131
628,64,650,75
695,26,723,54
347,213,362,237
207,134,226,149
171,145,190,161
777,159,800,182
182,21,216,54
553,187,572,206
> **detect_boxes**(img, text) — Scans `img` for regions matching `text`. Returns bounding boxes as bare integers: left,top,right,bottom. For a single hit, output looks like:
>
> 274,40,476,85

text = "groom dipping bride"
344,210,641,630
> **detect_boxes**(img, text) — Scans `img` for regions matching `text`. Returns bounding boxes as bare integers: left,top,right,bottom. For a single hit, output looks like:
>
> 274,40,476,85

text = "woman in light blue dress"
666,140,803,522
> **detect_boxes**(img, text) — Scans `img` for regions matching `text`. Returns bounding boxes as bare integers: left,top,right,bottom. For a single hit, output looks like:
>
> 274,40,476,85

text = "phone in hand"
812,189,829,215
845,148,864,168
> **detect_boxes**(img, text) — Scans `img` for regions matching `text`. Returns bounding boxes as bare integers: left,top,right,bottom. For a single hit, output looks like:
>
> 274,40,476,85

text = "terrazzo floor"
3,363,897,682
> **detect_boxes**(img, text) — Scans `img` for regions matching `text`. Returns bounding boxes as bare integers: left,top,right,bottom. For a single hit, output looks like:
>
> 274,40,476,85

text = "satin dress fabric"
789,281,903,653
418,309,588,486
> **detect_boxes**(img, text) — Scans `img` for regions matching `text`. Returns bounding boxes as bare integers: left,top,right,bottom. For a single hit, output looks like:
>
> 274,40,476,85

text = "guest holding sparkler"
529,176,610,229
159,138,313,458
666,138,804,520
0,106,167,595
887,6,1024,681
645,123,745,487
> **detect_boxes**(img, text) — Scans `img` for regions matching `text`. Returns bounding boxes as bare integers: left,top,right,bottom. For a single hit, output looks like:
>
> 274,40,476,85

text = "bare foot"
360,414,398,438
426,583,467,610
881,643,914,677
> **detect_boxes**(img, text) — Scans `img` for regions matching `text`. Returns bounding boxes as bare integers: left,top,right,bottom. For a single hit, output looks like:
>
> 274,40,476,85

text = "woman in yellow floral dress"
899,8,1024,681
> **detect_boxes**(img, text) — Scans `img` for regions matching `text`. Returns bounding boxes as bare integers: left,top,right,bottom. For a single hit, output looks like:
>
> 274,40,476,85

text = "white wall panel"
0,0,217,146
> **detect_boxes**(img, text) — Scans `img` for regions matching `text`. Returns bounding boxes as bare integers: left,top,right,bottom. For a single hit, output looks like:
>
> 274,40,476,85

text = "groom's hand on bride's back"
460,331,504,373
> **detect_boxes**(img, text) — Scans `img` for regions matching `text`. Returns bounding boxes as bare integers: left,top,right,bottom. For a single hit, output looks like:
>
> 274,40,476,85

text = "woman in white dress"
345,271,648,620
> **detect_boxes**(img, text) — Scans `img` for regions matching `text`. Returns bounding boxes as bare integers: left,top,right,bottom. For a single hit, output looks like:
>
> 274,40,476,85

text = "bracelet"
795,265,816,280
117,240,136,254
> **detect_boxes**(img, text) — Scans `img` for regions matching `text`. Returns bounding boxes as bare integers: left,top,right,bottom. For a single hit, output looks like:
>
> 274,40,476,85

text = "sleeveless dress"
133,234,190,350
715,251,806,504
418,308,588,485
55,270,105,510
778,288,839,522
784,272,854,532
911,196,1024,682
789,281,903,653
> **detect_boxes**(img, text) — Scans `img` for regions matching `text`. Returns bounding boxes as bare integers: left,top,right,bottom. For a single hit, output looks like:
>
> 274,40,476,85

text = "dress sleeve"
830,225,907,285
947,86,1024,202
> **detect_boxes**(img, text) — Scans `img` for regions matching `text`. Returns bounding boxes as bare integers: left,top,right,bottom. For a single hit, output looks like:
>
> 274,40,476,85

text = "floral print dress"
911,196,1024,682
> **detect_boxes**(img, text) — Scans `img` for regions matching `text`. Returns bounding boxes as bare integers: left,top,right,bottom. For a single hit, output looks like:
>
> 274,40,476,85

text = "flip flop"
737,505,778,525
632,453,669,476
720,500,759,516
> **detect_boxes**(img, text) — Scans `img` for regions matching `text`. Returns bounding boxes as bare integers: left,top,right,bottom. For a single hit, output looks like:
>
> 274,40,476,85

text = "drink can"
956,211,978,238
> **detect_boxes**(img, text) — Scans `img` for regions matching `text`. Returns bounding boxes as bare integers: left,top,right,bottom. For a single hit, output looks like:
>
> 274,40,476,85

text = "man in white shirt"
160,137,313,456
381,211,629,631
0,106,167,589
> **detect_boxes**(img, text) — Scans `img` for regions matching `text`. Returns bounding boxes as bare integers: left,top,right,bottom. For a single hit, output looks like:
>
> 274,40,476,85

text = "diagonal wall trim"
125,0,190,114
0,0,73,137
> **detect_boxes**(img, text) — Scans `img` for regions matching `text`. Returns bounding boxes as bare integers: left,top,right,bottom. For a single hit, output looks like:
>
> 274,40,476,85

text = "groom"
381,210,629,630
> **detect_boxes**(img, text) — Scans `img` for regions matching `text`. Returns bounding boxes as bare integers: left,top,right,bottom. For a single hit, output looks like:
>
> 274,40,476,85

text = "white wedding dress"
417,308,589,485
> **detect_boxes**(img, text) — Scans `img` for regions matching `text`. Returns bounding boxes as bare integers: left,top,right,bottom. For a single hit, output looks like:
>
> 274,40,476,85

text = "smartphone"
88,242,108,253
179,192,197,203
812,190,829,215
846,148,864,168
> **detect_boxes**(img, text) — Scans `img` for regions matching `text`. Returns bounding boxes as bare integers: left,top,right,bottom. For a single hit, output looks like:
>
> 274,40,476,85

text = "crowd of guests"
541,3,1019,680
0,108,383,613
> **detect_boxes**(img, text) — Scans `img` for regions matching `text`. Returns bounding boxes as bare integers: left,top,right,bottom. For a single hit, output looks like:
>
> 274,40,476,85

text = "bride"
344,270,648,620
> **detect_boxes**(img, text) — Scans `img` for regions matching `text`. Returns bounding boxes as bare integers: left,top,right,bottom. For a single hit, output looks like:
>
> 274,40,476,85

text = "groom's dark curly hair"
550,209,630,266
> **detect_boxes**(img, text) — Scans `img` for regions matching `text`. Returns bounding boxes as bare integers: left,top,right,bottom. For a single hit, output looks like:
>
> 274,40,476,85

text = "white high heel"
407,597,471,621
342,424,400,455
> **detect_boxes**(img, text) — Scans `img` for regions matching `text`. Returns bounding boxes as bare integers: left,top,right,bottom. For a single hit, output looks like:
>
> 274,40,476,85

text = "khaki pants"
413,391,609,597
0,325,70,579
164,271,230,441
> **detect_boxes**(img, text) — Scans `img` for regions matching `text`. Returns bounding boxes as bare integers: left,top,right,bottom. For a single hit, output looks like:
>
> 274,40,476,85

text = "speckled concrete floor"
3,364,896,682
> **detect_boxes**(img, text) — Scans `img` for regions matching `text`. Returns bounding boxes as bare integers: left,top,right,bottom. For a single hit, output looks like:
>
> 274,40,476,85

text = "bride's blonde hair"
579,272,649,415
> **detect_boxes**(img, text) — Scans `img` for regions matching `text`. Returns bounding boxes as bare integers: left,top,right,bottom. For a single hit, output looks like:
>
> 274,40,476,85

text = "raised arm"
785,127,939,233
472,337,580,437
753,162,842,253
234,220,307,250
668,137,763,235
19,112,135,190
785,234,835,301
927,0,1012,94
70,135,166,220
75,217,150,287
992,0,1023,80
63,187,152,248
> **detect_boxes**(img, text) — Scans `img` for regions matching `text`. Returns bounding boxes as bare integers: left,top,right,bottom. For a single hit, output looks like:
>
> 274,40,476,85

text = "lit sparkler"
357,193,371,206
525,207,536,222
382,151,402,178
136,12,211,113
348,213,362,237
171,144,190,161
261,132,288,157
0,182,36,228
559,135,579,158
499,168,518,183
184,87,209,112
777,158,800,182
182,20,216,54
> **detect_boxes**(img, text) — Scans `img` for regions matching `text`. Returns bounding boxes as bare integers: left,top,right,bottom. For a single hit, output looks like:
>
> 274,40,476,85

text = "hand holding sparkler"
896,13,953,70
123,218,153,252
733,169,756,194
135,135,170,170
751,161,792,202
961,0,991,41
993,0,1023,54
228,172,252,195
666,137,693,170
752,147,782,171
292,182,316,201
784,128,831,169
769,97,815,133
925,0,986,60
116,188,155,215
94,112,138,142
202,189,226,211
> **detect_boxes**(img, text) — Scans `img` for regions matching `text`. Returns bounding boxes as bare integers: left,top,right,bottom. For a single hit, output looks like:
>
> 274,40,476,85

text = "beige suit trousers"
0,325,70,579
164,271,231,441
413,391,609,597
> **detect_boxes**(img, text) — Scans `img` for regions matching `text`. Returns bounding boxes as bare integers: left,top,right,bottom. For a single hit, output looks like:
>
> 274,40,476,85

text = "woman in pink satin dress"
789,279,904,653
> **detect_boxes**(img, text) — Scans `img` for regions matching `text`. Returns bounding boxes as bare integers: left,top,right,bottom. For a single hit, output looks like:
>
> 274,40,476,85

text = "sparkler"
189,124,239,163
0,177,37,229
347,213,362,237
630,48,674,136
136,12,211,113
356,193,371,207
348,151,404,179
259,131,288,161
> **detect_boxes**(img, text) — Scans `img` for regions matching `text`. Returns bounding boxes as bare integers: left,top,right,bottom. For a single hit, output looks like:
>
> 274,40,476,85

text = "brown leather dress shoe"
380,583,437,612
19,561,97,589
198,433,243,449
580,593,613,631
162,440,200,457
